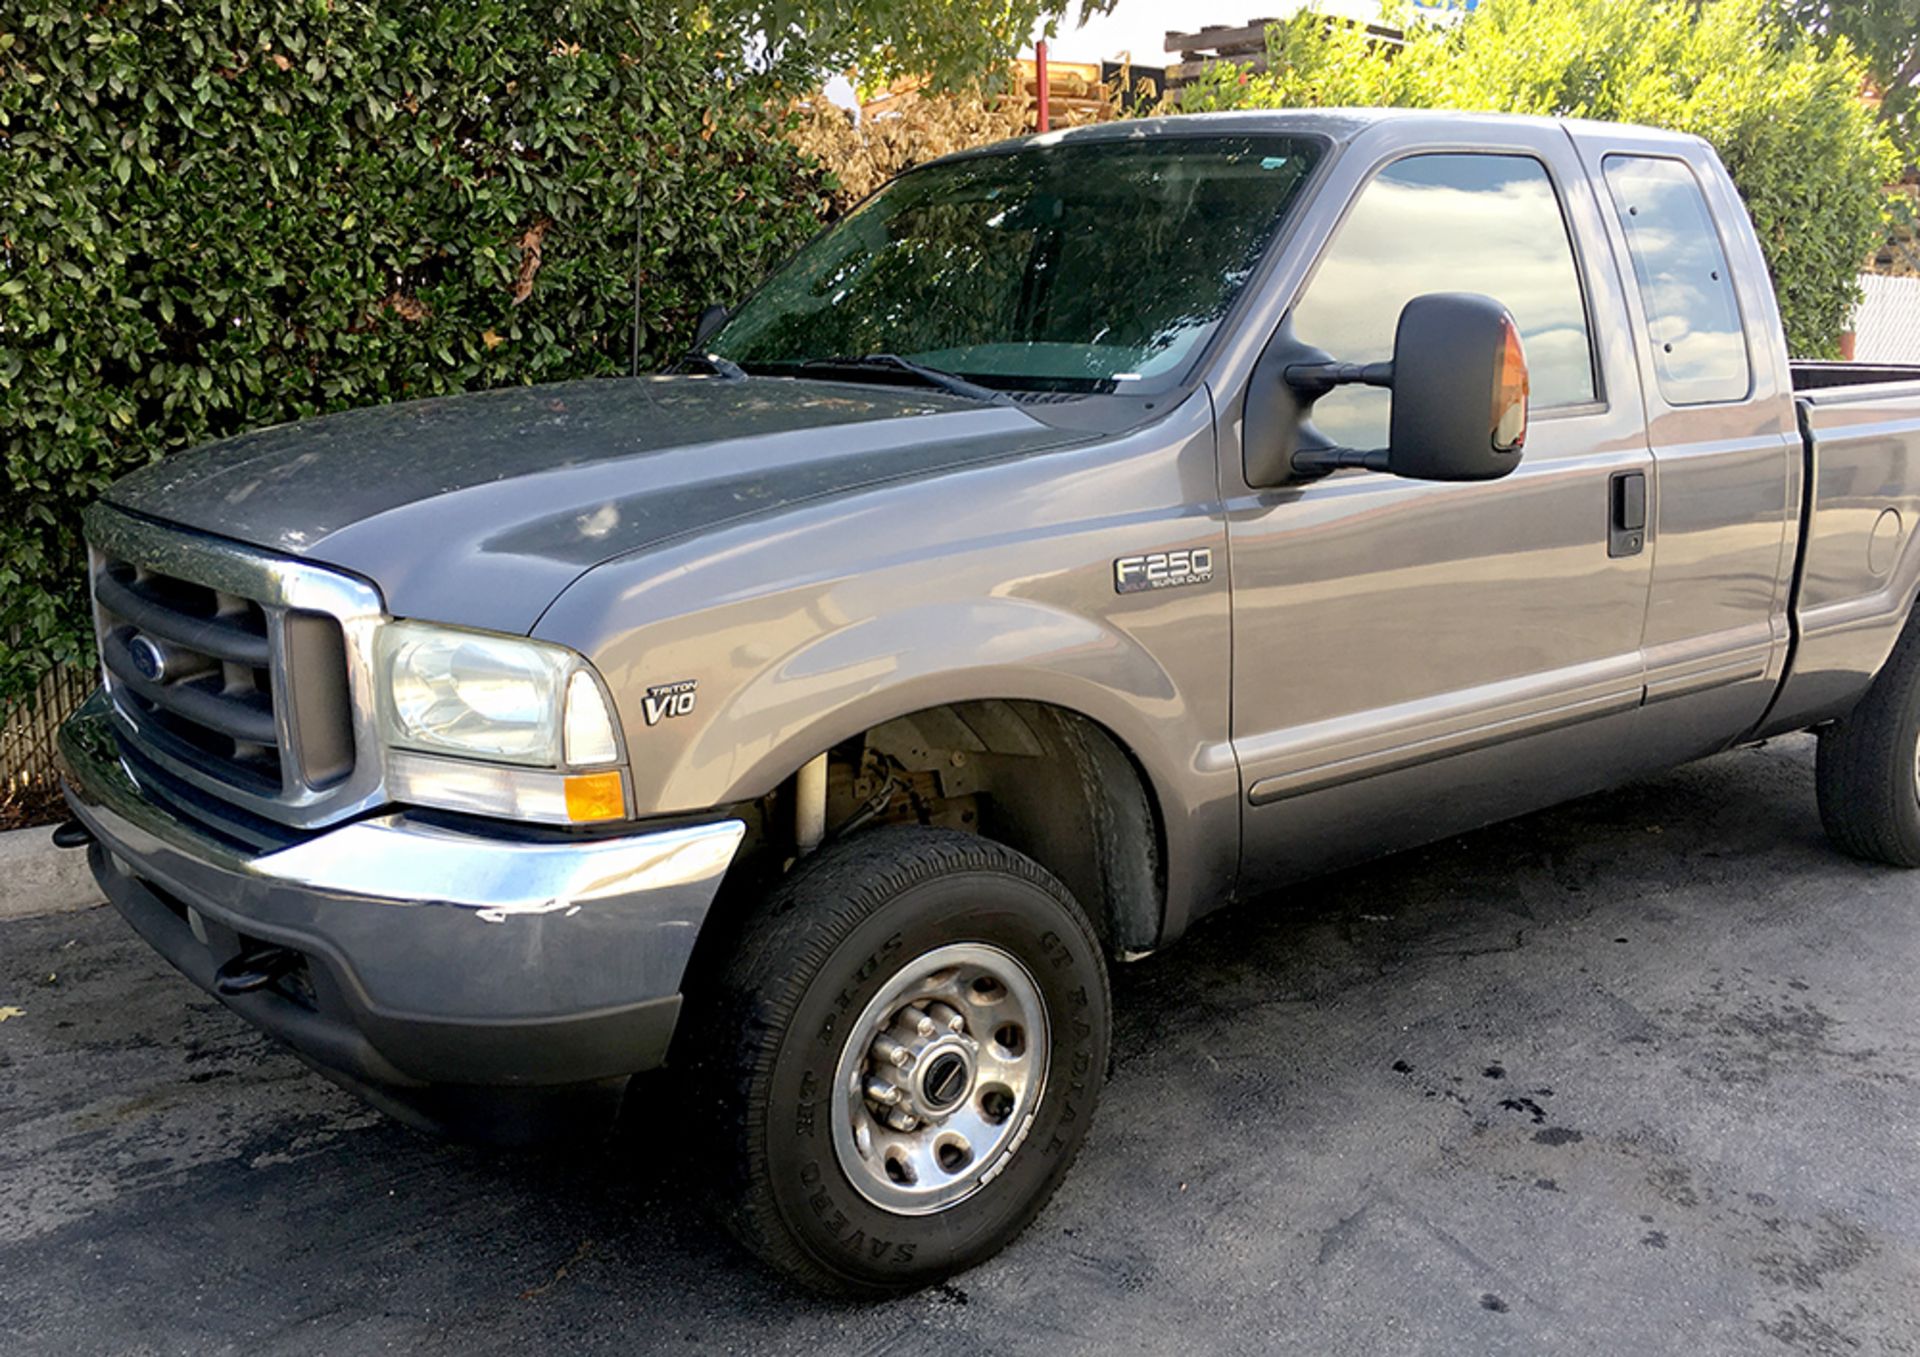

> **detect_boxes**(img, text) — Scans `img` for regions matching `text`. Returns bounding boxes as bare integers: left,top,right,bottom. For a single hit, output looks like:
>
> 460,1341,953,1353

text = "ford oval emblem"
127,634,167,683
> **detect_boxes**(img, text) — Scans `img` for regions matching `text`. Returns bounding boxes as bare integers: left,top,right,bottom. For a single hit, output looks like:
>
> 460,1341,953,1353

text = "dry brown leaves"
377,291,430,323
788,68,1123,214
511,218,551,305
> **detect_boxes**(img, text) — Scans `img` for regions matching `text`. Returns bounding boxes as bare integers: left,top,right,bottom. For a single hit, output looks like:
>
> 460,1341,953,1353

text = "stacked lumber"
1163,17,1404,87
1012,60,1117,125
862,61,1120,128
1163,21,1284,85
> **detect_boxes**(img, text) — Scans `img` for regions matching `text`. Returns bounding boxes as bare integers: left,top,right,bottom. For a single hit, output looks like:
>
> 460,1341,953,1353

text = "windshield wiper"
680,351,748,381
799,354,1011,405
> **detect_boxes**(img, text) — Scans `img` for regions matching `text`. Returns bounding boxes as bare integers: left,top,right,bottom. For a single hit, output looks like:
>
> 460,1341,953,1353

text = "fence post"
1036,40,1050,133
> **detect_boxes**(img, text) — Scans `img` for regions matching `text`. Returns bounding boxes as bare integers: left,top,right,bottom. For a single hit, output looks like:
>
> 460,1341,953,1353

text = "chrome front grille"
85,505,389,829
95,558,285,793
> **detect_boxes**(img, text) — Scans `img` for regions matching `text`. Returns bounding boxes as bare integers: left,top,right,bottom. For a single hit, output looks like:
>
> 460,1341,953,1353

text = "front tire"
688,827,1111,1296
1817,606,1920,866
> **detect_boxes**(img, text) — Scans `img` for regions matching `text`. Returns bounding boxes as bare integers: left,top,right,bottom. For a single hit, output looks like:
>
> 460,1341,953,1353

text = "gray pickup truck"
55,108,1920,1294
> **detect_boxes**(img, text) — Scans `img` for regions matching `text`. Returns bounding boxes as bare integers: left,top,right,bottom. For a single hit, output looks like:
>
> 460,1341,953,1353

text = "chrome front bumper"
59,688,743,1129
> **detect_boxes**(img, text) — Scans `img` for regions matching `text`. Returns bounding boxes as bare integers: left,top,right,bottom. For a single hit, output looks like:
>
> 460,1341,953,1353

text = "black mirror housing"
1386,292,1529,482
1258,291,1530,487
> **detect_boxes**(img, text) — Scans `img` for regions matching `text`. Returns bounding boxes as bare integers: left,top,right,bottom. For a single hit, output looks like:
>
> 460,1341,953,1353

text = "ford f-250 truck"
54,109,1920,1294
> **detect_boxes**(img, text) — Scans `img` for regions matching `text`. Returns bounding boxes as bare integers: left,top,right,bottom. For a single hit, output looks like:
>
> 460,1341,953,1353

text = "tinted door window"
1602,155,1749,405
1289,153,1596,449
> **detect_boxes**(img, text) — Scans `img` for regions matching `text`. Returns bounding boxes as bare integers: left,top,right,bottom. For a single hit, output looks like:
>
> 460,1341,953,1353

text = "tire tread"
1817,604,1920,867
685,826,1108,1296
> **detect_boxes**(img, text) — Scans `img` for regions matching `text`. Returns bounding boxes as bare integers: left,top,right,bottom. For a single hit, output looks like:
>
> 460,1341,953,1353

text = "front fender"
532,403,1239,939
676,596,1188,808
638,592,1239,948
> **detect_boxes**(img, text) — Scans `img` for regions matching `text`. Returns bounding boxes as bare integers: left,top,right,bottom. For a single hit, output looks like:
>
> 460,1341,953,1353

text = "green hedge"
1177,0,1900,360
0,1,823,708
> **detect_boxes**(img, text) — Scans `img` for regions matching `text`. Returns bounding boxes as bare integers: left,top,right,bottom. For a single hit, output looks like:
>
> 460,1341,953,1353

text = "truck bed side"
1760,366,1920,733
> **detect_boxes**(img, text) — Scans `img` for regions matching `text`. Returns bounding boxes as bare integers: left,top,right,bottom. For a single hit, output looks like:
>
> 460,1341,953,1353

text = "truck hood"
105,375,1081,633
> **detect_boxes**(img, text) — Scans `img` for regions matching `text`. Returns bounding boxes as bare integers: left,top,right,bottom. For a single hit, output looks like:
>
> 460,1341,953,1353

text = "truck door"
1568,127,1801,742
1220,122,1659,896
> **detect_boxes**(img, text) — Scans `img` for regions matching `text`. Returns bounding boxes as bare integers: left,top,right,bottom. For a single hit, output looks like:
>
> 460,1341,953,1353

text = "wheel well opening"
720,700,1167,960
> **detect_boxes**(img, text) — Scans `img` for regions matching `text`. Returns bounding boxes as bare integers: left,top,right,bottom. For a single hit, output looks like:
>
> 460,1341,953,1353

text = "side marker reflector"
564,771,626,822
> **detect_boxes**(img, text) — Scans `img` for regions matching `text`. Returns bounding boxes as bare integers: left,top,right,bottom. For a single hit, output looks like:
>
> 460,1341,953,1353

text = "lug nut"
886,1108,920,1132
926,1001,965,1033
901,1005,938,1039
872,1034,914,1069
864,1077,903,1107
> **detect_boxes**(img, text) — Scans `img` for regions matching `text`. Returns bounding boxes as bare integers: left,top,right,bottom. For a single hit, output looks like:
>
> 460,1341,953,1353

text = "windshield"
711,135,1323,394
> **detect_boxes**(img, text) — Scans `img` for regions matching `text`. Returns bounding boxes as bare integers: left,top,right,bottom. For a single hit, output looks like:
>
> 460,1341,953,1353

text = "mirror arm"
1283,360,1394,399
1290,444,1390,477
1280,359,1394,478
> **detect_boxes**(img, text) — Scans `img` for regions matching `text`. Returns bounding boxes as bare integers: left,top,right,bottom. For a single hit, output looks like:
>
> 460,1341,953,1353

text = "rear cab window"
1601,155,1751,405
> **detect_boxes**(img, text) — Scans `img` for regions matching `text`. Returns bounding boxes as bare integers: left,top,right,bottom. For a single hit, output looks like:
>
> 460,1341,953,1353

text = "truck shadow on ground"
18,736,1899,1350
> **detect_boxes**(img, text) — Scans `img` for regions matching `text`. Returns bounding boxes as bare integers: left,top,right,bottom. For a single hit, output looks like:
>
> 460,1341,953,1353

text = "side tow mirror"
693,304,729,348
1272,292,1529,484
1386,292,1529,481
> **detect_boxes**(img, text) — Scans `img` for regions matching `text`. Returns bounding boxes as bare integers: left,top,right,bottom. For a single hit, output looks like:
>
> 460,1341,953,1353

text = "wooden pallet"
1162,16,1402,85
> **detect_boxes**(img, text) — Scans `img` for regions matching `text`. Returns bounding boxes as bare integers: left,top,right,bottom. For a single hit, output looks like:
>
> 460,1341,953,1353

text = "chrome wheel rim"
829,941,1050,1216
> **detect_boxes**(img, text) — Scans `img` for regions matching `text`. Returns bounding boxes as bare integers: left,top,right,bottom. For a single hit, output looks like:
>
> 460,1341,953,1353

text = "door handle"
1609,470,1646,557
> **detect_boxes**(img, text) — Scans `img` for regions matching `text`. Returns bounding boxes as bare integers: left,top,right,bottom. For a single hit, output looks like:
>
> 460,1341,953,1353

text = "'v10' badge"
1113,547,1214,594
643,679,698,726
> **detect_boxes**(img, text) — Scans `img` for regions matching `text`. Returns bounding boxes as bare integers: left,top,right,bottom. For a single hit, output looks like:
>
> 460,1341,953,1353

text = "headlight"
382,623,573,765
377,621,627,823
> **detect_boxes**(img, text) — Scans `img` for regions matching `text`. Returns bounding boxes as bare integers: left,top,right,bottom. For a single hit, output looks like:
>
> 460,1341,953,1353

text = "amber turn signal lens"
563,770,626,822
1492,316,1530,453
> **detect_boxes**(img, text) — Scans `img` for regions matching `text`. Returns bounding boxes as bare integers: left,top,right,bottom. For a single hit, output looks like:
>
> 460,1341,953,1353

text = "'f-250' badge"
1113,547,1214,594
643,679,698,725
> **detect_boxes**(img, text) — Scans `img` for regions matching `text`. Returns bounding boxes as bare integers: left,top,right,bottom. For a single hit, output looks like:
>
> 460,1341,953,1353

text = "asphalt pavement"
4,733,1919,1355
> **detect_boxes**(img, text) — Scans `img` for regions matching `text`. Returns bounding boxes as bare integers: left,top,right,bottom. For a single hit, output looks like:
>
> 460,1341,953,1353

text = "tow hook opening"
214,946,303,997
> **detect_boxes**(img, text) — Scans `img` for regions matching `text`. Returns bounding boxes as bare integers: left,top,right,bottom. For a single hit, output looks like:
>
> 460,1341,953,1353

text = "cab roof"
930,107,1707,165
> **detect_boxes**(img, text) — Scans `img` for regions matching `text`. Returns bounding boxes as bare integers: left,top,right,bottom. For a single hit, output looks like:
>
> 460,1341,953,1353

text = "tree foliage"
1179,0,1900,358
0,0,825,709
722,0,1101,89
1779,0,1920,157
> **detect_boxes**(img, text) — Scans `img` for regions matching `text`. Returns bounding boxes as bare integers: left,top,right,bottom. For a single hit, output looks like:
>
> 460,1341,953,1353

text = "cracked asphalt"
5,733,1920,1355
